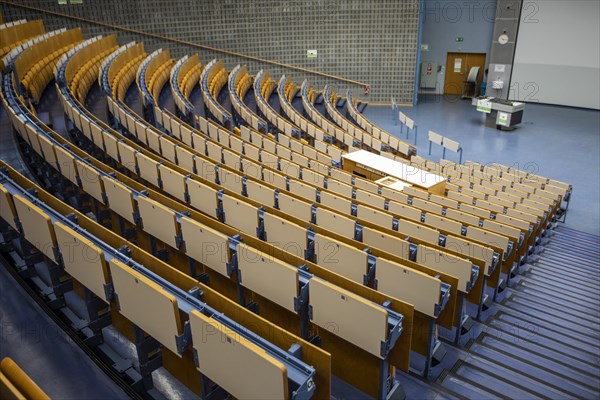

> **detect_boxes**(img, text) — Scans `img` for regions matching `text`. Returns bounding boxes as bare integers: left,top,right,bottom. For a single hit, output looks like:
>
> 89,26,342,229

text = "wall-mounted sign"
455,37,464,42
421,43,429,51
307,50,317,58
453,58,462,73
497,112,509,126
58,0,67,4
494,64,506,73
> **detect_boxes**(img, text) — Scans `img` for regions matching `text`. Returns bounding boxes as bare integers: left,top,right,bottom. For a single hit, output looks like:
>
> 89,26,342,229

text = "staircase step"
487,318,600,364
539,243,600,260
436,370,503,400
505,290,600,322
503,295,600,332
468,341,599,399
495,310,600,349
478,330,600,377
525,269,600,294
510,280,600,310
534,259,599,280
452,361,545,400
488,317,600,354
543,243,600,261
550,230,600,244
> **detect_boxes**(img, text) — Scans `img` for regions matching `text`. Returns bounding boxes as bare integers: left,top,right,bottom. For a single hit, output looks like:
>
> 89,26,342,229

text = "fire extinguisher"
364,85,370,95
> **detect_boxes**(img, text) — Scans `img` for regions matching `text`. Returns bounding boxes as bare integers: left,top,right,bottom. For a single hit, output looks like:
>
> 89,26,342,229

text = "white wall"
511,1,600,109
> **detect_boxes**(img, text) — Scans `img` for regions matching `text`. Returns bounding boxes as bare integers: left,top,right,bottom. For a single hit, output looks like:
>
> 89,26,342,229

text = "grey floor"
363,97,600,236
0,256,127,399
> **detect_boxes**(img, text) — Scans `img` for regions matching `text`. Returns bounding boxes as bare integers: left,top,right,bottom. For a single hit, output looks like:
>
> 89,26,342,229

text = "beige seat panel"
381,187,409,203
246,180,275,207
376,258,441,317
189,311,288,400
445,208,480,226
187,179,219,219
180,217,230,277
13,195,58,263
388,201,422,222
415,245,472,292
219,168,244,194
466,226,509,253
316,207,355,238
263,169,287,190
398,219,440,244
75,160,105,204
237,243,298,312
355,190,386,209
102,176,136,223
314,233,368,284
326,179,353,198
288,180,316,202
175,146,195,173
54,222,110,301
310,277,388,358
138,196,180,249
222,195,258,236
425,214,462,235
159,165,187,202
110,259,182,356
411,197,443,215
319,191,352,214
357,205,393,229
362,227,409,259
0,184,18,230
278,192,312,221
263,213,307,257
55,145,79,185
196,157,218,182
445,235,495,276
241,158,262,180
116,141,138,174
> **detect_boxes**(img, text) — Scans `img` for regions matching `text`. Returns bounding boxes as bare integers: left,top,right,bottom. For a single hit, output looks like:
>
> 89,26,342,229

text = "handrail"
0,0,369,88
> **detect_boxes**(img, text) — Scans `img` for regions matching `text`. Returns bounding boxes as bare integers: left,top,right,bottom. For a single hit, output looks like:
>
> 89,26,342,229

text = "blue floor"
363,98,600,236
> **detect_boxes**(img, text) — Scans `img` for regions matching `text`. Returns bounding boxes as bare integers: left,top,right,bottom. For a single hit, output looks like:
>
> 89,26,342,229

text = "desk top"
473,96,525,112
342,150,444,189
375,176,412,192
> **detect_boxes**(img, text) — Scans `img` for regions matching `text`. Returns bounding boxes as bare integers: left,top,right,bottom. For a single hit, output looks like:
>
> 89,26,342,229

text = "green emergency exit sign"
455,37,464,42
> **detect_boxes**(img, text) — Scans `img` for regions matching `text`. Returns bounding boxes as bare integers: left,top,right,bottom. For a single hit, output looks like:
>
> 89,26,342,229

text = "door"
444,53,487,95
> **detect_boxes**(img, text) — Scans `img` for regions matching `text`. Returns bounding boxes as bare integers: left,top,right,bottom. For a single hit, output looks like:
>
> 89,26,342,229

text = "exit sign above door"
455,37,464,42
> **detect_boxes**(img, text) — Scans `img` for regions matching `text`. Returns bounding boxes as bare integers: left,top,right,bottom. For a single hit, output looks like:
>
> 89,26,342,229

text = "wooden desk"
342,150,445,195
